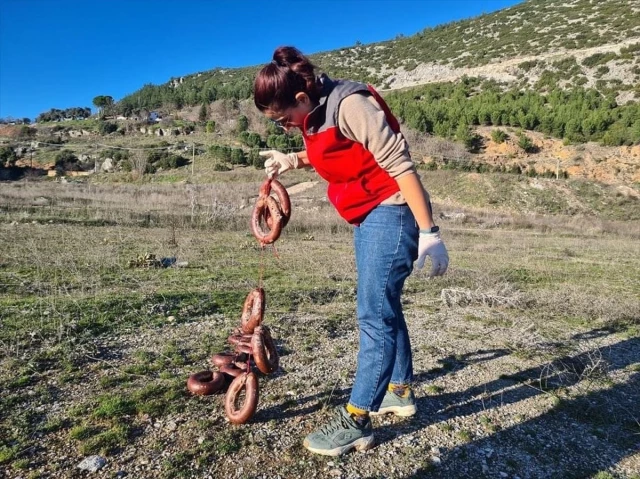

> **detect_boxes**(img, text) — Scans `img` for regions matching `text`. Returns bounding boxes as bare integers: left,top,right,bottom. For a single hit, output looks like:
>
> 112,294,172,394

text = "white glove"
416,229,449,277
259,150,299,178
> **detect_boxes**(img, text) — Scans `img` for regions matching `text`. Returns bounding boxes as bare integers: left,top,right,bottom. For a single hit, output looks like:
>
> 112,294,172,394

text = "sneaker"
303,406,375,456
370,389,417,417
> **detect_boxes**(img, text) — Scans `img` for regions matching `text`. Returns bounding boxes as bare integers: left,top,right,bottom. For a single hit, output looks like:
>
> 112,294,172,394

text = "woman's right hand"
259,150,299,178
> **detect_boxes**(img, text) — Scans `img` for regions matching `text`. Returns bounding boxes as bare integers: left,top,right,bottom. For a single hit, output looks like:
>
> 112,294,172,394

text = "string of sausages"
250,178,291,246
186,178,290,424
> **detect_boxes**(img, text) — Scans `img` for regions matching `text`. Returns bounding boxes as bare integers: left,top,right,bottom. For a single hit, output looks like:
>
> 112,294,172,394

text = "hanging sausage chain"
186,178,290,424
250,178,291,246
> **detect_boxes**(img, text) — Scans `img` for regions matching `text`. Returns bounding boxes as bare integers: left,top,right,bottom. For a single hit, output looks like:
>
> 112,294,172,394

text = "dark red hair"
254,46,322,113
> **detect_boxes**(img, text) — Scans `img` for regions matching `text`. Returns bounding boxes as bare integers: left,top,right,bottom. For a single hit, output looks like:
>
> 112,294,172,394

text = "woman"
254,46,449,457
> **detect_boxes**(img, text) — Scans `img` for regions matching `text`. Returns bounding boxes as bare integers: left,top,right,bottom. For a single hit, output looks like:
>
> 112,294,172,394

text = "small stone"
500,473,509,478
77,455,107,472
166,421,177,431
167,315,176,322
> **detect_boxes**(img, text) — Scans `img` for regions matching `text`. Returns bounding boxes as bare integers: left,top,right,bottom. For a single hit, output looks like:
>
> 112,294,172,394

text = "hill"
1,0,639,189
116,0,640,111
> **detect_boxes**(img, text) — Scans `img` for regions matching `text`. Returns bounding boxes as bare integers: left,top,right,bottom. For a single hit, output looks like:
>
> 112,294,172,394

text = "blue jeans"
349,204,419,412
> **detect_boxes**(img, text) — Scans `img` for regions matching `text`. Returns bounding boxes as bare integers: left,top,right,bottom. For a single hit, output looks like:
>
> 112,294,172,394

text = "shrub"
0,146,17,167
147,151,188,171
17,126,36,139
230,148,247,165
518,134,535,153
97,121,118,135
518,60,538,72
582,52,616,67
54,150,81,172
248,149,262,169
491,129,508,144
236,115,249,133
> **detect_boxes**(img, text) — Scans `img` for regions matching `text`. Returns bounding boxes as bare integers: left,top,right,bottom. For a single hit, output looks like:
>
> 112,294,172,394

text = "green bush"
582,52,617,67
97,121,118,135
147,151,188,171
0,146,17,167
17,126,36,139
518,60,538,72
518,134,535,153
230,148,247,165
248,149,262,169
491,129,508,143
236,115,249,133
54,150,81,172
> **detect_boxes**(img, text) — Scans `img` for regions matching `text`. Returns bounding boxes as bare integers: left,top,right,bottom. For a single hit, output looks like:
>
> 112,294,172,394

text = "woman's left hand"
417,230,449,277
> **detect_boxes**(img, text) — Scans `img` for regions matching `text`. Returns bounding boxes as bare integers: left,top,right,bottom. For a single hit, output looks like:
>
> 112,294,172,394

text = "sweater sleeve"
337,92,415,179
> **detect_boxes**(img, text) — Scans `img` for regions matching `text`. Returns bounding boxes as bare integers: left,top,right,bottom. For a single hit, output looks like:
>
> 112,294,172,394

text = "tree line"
384,78,640,147
35,107,92,123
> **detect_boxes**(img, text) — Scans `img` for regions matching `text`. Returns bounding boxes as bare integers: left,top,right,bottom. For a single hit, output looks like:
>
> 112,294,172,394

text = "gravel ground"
7,301,637,479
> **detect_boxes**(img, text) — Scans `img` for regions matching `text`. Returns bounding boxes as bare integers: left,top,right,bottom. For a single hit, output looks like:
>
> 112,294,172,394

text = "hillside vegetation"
116,0,640,110
1,0,639,187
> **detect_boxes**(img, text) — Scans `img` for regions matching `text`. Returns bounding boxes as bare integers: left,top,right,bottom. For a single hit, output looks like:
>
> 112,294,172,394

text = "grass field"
1,169,639,478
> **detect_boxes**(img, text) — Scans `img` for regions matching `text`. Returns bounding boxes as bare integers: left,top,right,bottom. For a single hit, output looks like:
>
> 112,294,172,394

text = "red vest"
302,77,401,225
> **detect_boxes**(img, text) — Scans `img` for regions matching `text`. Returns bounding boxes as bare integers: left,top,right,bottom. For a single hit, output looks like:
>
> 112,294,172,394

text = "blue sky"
0,0,522,120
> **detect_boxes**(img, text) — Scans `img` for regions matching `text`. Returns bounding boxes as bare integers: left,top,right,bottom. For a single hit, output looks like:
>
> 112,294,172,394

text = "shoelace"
319,410,353,435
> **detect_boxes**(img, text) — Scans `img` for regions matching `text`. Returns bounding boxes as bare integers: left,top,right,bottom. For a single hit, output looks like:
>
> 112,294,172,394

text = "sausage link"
224,371,259,424
251,326,279,375
270,179,291,227
211,352,236,367
258,178,272,197
240,288,265,334
187,370,226,396
234,342,253,355
234,360,253,371
228,333,254,346
220,364,243,378
251,196,283,245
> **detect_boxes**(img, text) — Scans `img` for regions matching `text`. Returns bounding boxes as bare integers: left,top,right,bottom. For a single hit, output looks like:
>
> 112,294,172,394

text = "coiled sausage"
251,195,283,245
240,288,265,334
220,364,243,378
250,178,290,246
251,326,279,375
224,371,259,424
234,342,253,355
269,179,291,227
187,370,226,396
228,333,254,346
211,352,236,368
